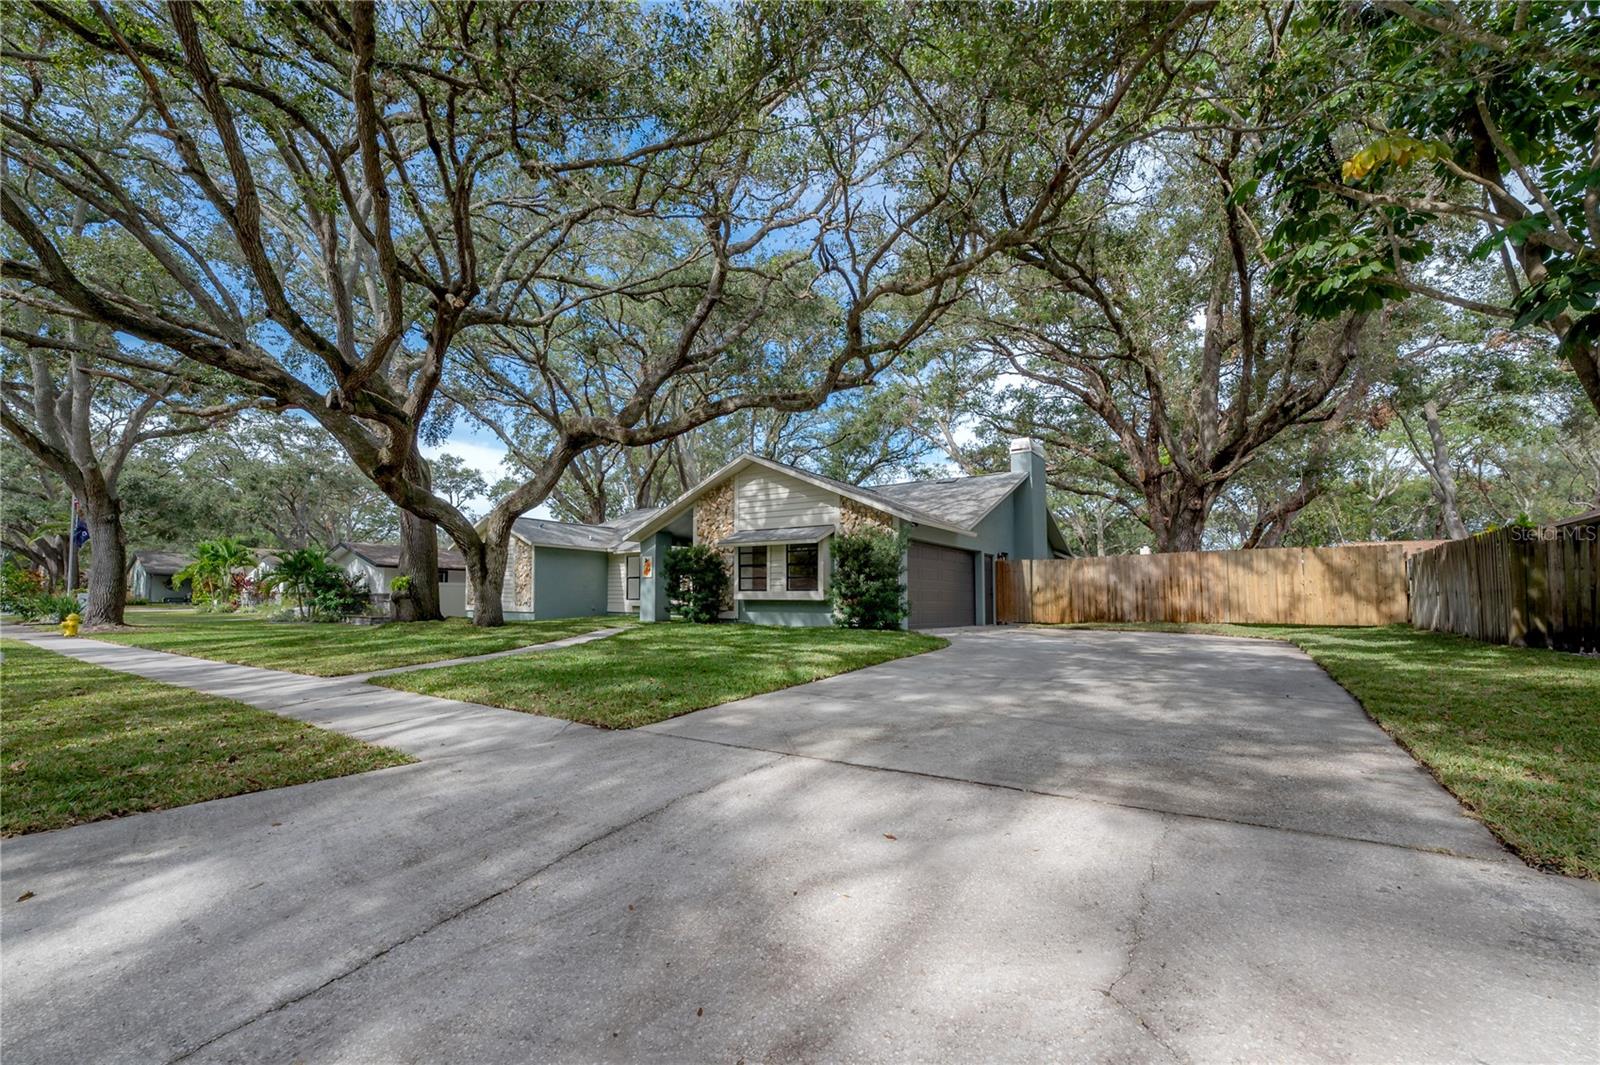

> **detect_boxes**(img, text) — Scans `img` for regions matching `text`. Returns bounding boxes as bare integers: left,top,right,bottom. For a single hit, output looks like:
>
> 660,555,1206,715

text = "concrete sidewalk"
2,628,1595,1064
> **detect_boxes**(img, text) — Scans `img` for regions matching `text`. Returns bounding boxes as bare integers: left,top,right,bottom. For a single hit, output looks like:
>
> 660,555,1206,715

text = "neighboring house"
478,438,1067,628
329,541,470,618
127,551,194,603
246,550,281,604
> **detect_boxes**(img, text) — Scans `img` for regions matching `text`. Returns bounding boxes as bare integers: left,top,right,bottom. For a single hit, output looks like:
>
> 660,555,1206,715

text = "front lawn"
88,609,622,676
1051,622,1600,879
0,639,412,836
371,623,948,729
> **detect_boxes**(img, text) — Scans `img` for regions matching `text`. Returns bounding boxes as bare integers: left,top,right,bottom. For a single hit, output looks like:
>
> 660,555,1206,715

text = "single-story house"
475,438,1067,628
127,550,194,603
330,541,470,618
471,507,667,622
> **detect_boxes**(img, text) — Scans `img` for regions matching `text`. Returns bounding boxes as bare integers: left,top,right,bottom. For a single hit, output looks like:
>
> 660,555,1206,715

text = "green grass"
1049,622,1600,879
372,623,948,729
0,639,413,836
88,609,623,676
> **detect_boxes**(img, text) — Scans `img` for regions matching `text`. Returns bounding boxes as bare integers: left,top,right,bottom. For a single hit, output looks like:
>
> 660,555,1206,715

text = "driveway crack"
161,751,785,1064
1101,818,1185,1064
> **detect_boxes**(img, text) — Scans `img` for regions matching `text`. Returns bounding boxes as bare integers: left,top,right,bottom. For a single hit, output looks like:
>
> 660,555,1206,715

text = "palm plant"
175,537,257,609
260,547,332,619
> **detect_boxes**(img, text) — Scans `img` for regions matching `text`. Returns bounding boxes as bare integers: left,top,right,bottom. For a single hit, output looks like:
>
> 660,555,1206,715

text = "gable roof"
334,541,468,570
128,550,194,575
869,471,1027,529
509,506,667,553
628,454,1019,544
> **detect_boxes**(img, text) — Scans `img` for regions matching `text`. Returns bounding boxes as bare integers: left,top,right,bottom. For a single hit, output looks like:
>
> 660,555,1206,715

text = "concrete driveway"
2,628,1596,1063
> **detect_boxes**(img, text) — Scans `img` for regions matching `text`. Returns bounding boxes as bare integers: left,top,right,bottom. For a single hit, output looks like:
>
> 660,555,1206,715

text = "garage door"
908,542,975,629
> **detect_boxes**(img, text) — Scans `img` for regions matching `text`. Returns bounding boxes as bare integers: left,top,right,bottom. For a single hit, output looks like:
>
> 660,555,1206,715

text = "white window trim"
733,539,829,602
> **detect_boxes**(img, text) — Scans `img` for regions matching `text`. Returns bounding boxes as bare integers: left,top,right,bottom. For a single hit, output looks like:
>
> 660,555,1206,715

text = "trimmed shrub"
830,530,906,630
665,544,728,623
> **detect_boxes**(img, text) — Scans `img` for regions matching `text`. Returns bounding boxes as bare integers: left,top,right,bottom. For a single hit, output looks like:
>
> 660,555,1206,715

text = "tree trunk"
1422,400,1470,539
394,508,442,621
465,536,509,628
80,495,127,627
1559,330,1600,422
1151,485,1212,553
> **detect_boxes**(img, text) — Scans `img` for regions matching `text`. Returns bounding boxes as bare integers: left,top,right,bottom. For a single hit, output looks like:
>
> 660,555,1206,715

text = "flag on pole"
72,501,90,547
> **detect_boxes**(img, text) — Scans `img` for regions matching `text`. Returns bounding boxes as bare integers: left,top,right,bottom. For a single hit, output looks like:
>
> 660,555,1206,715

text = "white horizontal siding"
606,553,640,613
734,469,837,531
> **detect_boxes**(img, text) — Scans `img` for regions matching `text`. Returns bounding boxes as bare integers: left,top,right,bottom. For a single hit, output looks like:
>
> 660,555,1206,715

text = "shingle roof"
129,550,194,575
338,541,468,570
866,471,1026,529
719,525,835,546
510,506,668,553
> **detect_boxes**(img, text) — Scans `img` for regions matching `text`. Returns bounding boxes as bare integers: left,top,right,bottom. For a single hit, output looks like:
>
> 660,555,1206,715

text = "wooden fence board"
1406,520,1598,652
995,542,1437,628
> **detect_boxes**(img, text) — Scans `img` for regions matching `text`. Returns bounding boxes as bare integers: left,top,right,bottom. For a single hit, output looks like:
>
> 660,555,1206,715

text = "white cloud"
422,436,553,520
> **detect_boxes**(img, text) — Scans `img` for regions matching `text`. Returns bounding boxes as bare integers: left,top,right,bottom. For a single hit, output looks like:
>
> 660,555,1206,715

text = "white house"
329,541,470,618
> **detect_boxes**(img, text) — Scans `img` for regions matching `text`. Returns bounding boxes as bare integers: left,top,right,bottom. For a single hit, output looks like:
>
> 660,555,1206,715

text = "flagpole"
66,496,78,595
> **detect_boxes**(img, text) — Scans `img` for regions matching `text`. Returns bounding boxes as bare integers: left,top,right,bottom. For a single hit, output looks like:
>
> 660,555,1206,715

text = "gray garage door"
908,542,975,629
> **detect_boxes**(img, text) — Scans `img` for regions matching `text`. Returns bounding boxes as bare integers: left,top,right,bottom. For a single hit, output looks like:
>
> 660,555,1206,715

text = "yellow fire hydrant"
60,612,81,637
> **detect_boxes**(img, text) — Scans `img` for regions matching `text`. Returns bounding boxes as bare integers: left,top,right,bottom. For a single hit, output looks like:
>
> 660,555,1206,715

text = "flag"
73,516,90,547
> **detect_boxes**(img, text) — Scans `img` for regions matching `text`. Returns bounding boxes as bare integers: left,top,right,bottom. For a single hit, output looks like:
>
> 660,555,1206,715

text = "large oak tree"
3,1,1212,623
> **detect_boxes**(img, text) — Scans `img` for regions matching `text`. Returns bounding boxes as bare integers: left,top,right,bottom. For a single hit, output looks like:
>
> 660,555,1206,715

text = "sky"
422,425,553,521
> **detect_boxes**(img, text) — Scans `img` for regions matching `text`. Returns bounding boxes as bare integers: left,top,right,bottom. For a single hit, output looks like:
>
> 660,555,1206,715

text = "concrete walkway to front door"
1,627,1595,1064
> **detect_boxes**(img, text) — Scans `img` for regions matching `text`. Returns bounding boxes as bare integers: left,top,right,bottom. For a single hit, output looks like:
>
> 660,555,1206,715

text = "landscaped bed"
0,639,412,836
1048,622,1600,880
87,609,621,677
371,623,948,729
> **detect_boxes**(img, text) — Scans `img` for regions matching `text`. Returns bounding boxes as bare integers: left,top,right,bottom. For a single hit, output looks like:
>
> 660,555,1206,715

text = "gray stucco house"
128,550,194,603
476,439,1066,628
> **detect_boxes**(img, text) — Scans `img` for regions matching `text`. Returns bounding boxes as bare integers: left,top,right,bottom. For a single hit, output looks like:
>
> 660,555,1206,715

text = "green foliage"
260,548,332,619
830,531,906,630
1,558,78,622
0,558,44,615
389,574,414,596
1261,2,1600,353
176,538,256,608
306,569,370,621
664,544,728,623
260,547,368,620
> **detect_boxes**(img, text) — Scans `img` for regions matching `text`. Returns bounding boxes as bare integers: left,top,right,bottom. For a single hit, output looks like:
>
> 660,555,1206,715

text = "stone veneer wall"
838,497,897,536
693,479,737,613
512,539,534,611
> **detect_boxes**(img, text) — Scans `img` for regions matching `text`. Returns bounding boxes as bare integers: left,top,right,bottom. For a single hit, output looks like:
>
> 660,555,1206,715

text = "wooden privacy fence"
1408,517,1599,652
996,542,1441,627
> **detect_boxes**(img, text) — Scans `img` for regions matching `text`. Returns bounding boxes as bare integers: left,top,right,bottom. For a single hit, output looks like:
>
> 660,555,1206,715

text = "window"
625,555,640,601
786,543,819,591
738,546,768,591
438,568,450,583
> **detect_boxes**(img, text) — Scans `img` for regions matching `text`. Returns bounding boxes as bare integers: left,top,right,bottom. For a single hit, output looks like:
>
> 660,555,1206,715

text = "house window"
625,555,640,601
786,543,819,591
739,546,768,591
438,569,450,583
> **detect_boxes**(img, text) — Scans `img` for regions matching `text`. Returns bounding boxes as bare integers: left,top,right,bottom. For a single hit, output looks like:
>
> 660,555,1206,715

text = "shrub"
32,594,82,624
830,530,906,630
1,559,45,615
665,544,728,623
307,569,370,621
